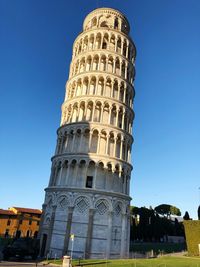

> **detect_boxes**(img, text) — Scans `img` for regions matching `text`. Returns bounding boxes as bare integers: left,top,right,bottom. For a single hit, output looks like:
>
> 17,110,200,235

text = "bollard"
63,255,71,267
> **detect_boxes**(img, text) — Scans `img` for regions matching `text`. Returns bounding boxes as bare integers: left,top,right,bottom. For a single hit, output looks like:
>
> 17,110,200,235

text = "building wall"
0,209,41,238
0,215,17,237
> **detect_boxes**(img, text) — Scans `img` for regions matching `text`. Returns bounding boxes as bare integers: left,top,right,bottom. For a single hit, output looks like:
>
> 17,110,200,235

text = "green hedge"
130,242,186,254
183,220,200,256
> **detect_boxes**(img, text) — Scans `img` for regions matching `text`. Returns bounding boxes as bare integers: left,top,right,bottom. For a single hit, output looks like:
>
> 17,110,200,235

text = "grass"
46,256,200,267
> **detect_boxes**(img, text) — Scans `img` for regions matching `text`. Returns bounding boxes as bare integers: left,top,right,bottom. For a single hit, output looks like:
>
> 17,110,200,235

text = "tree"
198,205,200,220
183,211,190,220
155,204,181,218
130,205,184,242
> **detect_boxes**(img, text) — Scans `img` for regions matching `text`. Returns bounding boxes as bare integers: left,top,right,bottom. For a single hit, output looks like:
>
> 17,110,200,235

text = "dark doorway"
34,231,38,238
16,230,21,238
40,233,47,257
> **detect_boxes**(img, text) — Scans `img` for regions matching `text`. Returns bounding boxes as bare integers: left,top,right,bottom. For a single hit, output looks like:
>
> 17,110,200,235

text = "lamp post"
70,234,74,261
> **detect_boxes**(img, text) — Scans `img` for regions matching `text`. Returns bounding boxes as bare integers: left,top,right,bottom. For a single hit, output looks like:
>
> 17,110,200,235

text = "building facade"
0,207,41,238
39,7,136,259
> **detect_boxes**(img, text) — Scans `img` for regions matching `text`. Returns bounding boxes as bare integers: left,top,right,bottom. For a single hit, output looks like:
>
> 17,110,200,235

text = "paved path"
0,261,47,267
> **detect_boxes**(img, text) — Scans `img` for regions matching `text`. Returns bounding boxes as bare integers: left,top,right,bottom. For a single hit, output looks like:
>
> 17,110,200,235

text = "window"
102,42,107,49
86,176,93,188
7,219,11,226
37,221,40,226
114,18,119,29
29,220,32,225
100,21,108,28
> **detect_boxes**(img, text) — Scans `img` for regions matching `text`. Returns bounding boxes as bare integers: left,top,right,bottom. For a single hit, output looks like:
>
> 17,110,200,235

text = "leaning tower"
39,7,136,259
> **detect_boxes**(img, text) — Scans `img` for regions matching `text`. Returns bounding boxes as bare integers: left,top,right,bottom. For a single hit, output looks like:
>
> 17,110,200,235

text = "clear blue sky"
0,0,200,219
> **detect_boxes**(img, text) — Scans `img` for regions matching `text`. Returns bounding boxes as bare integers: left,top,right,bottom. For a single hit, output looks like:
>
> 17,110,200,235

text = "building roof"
0,209,15,215
9,207,42,215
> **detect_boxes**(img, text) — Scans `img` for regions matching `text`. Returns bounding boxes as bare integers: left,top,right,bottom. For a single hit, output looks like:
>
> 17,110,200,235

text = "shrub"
183,220,200,256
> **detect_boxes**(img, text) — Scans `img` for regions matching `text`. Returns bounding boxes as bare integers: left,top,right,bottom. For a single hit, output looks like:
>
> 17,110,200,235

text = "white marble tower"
39,7,136,259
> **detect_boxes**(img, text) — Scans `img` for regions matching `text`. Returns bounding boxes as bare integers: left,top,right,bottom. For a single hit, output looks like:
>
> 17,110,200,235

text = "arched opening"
82,78,89,95
74,129,81,153
100,21,108,28
123,40,127,56
86,161,96,188
102,103,109,124
115,58,120,75
124,115,128,131
89,34,95,50
119,83,124,102
108,56,113,73
80,58,85,73
110,34,115,51
83,128,90,153
113,80,118,99
116,134,121,158
66,130,73,152
56,161,62,185
121,61,126,78
96,162,105,189
114,17,119,29
71,82,76,98
86,56,92,71
99,131,107,155
117,37,121,53
91,17,97,27
89,77,96,94
78,40,82,54
78,102,85,121
76,79,82,96
95,33,101,49
97,77,104,95
71,104,78,122
118,108,123,128
93,102,101,122
108,132,115,157
60,160,68,185
93,55,99,71
100,55,106,71
85,102,93,121
110,105,117,126
102,33,109,49
105,78,112,97
122,142,126,160
77,160,86,187
66,105,72,123
125,90,129,106
90,130,98,153
83,36,88,52
69,159,77,186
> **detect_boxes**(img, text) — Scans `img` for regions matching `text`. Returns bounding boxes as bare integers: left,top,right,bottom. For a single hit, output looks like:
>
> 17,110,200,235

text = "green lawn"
46,256,200,267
